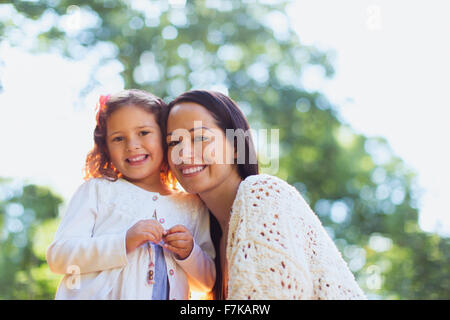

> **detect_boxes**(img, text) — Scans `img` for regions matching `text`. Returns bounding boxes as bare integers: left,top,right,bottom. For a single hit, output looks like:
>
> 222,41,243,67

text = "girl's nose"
126,138,141,151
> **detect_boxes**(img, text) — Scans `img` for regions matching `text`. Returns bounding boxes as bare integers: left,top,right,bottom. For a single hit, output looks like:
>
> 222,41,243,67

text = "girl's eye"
112,136,123,142
140,131,150,136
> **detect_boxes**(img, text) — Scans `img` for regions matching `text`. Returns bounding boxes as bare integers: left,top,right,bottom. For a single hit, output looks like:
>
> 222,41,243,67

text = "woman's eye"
167,140,180,147
194,135,208,142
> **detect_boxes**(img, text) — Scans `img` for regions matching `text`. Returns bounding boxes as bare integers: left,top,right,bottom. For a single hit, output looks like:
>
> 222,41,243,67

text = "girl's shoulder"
80,178,118,190
80,177,116,188
166,190,208,215
74,177,121,201
72,177,108,194
65,178,117,210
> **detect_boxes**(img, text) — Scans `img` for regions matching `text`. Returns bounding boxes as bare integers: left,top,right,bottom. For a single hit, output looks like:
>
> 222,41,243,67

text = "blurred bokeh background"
0,0,449,299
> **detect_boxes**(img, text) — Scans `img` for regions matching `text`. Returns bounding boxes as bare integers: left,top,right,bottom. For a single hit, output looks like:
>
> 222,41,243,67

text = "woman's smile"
178,164,207,177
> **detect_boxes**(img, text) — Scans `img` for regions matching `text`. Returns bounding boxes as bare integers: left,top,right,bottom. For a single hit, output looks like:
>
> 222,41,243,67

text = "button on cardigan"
46,178,216,300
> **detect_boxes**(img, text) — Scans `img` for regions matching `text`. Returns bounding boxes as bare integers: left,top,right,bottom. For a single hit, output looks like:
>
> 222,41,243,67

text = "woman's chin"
176,177,209,194
178,181,204,194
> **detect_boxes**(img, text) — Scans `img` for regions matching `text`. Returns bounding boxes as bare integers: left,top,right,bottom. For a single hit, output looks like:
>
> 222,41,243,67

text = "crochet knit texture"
227,174,366,299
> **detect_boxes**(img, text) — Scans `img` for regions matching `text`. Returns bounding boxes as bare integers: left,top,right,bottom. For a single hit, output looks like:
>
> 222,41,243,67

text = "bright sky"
0,0,449,236
287,0,450,236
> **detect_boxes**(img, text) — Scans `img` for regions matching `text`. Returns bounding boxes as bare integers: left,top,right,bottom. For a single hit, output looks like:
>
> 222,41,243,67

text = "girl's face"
106,105,164,187
166,102,237,194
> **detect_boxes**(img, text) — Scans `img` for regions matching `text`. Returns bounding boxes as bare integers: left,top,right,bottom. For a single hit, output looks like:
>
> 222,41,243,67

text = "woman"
164,90,366,300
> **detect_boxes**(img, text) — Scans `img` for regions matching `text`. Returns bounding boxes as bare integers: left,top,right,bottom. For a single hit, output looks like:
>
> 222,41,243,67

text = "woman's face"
166,102,237,194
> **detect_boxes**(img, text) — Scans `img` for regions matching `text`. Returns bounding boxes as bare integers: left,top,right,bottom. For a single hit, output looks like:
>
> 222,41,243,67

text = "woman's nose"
179,142,194,163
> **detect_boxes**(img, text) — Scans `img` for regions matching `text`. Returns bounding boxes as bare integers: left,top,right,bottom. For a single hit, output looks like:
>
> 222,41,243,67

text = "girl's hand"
163,225,194,260
126,219,165,254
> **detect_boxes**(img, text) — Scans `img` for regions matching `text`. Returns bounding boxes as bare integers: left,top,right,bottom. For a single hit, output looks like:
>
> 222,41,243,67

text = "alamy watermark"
66,264,81,290
366,4,382,31
168,121,280,174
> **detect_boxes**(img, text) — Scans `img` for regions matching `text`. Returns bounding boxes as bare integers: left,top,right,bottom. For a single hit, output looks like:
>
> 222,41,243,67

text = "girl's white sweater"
47,178,216,299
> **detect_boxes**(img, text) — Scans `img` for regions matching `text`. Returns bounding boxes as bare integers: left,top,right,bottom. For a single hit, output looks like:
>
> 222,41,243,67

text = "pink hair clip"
99,94,110,108
95,94,110,123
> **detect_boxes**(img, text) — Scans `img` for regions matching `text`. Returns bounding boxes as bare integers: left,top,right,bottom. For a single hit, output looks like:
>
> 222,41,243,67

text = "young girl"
46,89,215,299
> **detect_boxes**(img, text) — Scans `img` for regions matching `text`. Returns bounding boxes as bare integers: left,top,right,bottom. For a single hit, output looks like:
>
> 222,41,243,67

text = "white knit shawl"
226,174,367,300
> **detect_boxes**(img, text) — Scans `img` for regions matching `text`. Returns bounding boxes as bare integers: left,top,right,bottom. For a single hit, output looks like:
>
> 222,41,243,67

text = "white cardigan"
46,178,216,300
227,174,366,299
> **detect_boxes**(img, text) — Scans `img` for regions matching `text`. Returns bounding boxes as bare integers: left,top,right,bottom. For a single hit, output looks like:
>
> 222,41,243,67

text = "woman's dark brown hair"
84,89,176,188
166,90,259,299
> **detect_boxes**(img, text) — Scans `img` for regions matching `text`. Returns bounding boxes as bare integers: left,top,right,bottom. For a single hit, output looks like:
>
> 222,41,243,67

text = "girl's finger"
145,232,166,246
164,242,193,260
148,228,160,240
166,224,188,234
164,232,189,243
163,243,182,255
144,224,164,241
144,231,156,243
142,220,164,233
165,239,190,249
143,219,163,227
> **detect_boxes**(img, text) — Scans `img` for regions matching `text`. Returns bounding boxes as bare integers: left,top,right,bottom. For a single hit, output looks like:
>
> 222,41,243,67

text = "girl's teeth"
129,155,146,162
183,166,205,174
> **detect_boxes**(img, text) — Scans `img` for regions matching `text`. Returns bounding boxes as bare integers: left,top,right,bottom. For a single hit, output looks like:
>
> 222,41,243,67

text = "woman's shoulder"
238,174,298,199
242,173,294,188
233,174,310,223
229,175,308,256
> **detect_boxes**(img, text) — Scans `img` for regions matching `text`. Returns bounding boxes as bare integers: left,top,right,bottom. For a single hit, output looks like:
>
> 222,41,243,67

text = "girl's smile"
126,153,150,166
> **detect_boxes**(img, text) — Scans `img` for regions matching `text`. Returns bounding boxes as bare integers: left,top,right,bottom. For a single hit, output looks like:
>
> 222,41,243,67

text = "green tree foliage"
1,0,449,299
0,178,63,299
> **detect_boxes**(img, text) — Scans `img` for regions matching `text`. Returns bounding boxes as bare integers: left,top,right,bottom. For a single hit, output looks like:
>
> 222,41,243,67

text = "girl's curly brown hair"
84,89,177,189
